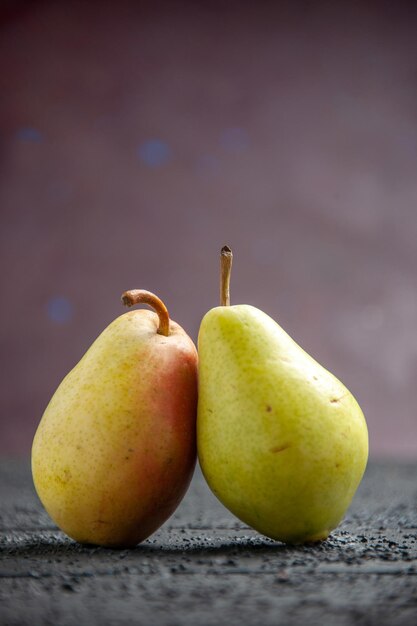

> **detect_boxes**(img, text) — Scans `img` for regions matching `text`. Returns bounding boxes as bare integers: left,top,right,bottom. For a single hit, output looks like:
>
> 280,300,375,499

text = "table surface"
1,460,416,626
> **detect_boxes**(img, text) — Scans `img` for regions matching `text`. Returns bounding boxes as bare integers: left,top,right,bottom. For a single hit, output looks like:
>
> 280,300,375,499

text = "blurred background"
1,0,417,458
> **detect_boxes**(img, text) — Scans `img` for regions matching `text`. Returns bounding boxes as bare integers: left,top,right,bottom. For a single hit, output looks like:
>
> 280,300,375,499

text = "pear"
32,290,198,547
197,247,368,544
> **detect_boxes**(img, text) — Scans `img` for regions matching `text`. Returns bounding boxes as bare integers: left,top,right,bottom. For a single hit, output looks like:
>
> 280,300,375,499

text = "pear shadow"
1,533,334,559
139,534,339,557
139,541,299,557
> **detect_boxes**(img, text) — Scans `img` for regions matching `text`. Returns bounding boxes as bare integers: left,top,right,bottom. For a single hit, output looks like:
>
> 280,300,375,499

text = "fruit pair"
32,247,368,547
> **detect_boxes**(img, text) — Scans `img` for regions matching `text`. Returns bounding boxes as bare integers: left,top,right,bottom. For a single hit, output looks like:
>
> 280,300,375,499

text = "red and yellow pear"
32,290,198,547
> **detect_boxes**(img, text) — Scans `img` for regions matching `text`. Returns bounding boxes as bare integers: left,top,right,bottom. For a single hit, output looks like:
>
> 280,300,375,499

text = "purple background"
1,0,417,458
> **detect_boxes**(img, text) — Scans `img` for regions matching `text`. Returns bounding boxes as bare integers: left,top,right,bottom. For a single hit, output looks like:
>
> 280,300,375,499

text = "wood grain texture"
0,459,416,625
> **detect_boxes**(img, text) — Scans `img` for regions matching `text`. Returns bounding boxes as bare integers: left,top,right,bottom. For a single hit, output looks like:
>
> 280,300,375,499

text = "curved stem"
220,245,233,306
121,289,170,336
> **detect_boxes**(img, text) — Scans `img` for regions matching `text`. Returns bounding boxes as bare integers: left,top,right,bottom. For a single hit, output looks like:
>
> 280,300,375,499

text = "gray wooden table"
1,460,416,625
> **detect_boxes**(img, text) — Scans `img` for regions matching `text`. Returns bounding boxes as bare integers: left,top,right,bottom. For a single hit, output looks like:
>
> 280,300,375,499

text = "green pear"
32,290,198,547
197,247,368,544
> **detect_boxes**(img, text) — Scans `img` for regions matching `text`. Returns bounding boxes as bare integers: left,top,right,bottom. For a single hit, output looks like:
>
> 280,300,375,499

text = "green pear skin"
32,309,198,547
197,305,368,544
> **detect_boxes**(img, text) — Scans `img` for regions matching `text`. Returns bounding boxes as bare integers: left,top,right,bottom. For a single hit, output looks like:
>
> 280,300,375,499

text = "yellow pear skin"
32,291,198,547
197,302,368,544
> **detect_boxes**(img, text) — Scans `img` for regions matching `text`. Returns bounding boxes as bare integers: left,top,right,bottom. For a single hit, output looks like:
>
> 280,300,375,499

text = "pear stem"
220,245,233,306
121,289,170,336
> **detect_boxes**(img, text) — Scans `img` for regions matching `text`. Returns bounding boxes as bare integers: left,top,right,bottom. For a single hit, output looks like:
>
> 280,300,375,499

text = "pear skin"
32,292,197,547
197,249,368,544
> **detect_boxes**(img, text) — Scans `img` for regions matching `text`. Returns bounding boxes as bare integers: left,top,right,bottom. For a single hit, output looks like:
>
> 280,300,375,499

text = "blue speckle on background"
47,296,73,324
220,127,250,152
16,128,43,143
137,139,172,167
